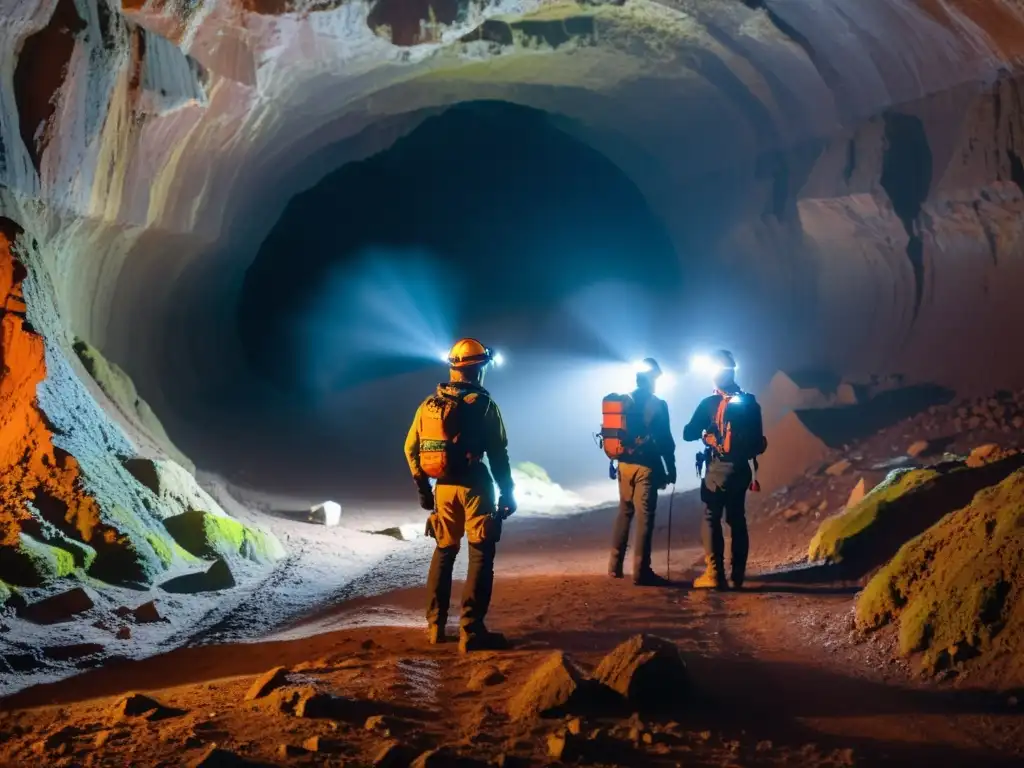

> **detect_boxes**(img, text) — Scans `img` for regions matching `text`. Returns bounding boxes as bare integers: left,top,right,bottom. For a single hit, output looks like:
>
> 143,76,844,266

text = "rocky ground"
1,572,1021,768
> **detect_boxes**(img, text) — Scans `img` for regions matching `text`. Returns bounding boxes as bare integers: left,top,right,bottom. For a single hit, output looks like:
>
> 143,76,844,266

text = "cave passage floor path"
1,564,1022,767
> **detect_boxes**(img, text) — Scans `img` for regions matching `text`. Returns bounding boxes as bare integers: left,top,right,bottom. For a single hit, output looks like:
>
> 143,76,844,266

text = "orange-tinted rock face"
0,222,136,584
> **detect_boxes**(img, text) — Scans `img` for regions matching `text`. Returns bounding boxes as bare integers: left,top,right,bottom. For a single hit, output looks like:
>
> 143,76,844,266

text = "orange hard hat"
447,338,494,369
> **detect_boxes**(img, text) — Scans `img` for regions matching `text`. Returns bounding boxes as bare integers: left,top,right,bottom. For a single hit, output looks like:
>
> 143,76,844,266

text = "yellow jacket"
405,382,514,495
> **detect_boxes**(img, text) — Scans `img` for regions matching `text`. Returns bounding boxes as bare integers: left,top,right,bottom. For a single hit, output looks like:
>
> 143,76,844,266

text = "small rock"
906,440,929,457
364,714,392,732
546,730,580,761
594,634,687,711
507,652,587,721
94,730,112,748
191,745,246,767
303,735,342,753
309,501,342,526
411,747,460,768
967,416,982,430
967,443,1000,468
116,626,131,640
245,666,289,701
132,601,165,624
756,739,773,751
566,717,583,735
782,507,805,521
113,693,174,721
373,740,410,768
817,500,828,512
33,726,77,756
114,606,132,618
21,588,94,625
294,689,334,718
1013,417,1024,430
467,665,506,691
794,500,811,513
825,459,850,476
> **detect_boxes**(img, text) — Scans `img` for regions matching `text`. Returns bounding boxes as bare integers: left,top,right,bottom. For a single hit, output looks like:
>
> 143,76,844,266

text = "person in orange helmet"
404,338,516,653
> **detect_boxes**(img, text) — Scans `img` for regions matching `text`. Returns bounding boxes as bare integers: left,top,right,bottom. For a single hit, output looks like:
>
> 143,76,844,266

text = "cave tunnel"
225,99,692,498
6,0,1024,699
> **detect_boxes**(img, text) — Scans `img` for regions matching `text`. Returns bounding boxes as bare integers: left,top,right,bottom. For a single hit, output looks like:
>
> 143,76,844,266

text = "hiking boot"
608,556,624,579
459,629,508,654
692,557,728,590
633,569,670,587
426,625,450,645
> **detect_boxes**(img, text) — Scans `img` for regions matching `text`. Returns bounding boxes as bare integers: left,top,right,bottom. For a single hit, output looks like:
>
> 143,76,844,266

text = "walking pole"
666,483,676,580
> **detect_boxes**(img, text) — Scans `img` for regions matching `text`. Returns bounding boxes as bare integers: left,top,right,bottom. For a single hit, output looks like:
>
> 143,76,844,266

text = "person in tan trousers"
405,338,516,652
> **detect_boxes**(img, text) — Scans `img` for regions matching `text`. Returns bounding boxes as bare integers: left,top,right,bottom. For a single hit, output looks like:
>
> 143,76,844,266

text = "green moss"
163,510,284,565
0,579,13,605
809,468,939,561
19,534,76,579
856,469,1024,678
515,461,552,483
86,505,168,585
145,533,176,567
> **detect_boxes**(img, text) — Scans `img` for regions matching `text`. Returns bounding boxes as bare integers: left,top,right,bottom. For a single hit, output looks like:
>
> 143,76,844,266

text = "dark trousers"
700,461,750,581
425,541,496,636
610,463,658,577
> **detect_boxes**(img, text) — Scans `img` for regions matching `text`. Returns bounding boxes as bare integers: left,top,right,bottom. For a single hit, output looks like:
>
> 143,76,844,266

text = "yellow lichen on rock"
857,468,1024,683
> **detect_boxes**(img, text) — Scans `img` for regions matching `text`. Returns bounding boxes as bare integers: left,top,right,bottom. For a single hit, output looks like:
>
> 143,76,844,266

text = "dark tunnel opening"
238,100,681,399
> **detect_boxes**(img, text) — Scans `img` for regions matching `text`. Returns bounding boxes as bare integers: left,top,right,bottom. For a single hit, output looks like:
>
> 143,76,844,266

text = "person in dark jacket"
608,358,677,586
683,350,766,590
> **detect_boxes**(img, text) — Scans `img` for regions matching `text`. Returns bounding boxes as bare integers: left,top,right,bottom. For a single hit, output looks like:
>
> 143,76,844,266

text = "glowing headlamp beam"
689,354,737,376
438,348,506,367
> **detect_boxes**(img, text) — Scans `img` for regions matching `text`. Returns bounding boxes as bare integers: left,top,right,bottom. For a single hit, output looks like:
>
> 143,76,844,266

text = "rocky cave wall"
3,0,1024,586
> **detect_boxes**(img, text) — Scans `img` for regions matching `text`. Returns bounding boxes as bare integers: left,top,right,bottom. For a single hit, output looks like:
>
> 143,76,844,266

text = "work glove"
415,478,434,511
664,460,677,487
424,514,437,539
495,492,517,520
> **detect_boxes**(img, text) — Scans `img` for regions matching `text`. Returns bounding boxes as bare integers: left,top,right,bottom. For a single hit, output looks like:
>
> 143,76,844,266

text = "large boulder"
159,558,235,594
0,533,78,587
507,652,587,721
857,468,1024,683
162,510,283,565
808,453,1024,578
593,634,688,711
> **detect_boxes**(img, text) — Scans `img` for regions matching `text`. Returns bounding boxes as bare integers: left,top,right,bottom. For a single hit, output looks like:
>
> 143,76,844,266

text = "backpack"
599,393,647,461
418,388,485,479
710,391,766,462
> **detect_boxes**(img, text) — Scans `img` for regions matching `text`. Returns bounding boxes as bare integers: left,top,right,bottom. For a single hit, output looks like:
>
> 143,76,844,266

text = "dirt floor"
1,496,1022,767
